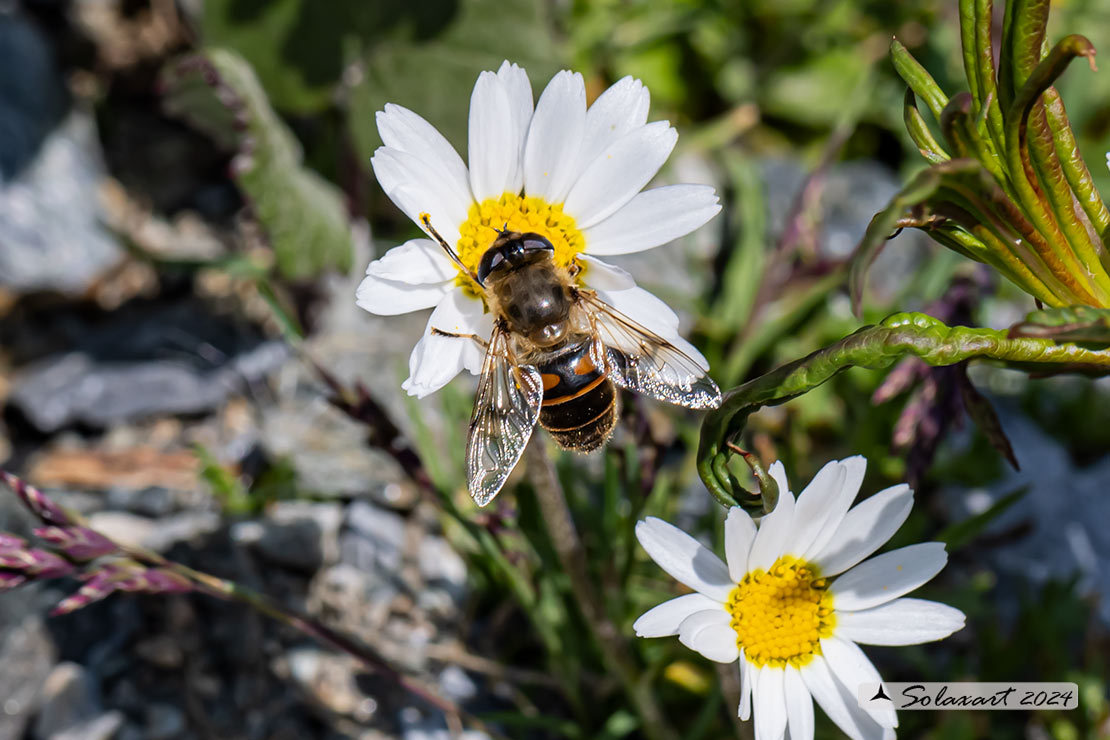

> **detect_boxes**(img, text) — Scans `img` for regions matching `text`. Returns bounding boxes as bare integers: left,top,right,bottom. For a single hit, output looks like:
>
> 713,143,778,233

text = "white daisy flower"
634,457,966,740
357,61,722,397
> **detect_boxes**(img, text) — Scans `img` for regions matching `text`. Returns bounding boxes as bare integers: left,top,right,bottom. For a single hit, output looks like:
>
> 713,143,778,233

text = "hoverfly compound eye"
477,248,507,285
521,234,555,252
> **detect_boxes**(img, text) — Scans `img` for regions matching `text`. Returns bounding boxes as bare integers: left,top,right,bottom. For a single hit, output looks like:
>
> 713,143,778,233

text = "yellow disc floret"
455,193,584,289
726,555,836,668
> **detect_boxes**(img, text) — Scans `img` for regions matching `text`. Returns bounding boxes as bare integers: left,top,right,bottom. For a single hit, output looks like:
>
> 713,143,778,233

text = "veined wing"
577,290,721,410
466,324,543,506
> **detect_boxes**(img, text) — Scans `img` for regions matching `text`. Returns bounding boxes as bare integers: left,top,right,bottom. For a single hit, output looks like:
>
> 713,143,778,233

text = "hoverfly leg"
431,327,490,350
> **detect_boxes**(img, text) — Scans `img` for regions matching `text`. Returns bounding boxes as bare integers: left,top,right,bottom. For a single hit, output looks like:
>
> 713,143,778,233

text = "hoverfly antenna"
419,212,482,286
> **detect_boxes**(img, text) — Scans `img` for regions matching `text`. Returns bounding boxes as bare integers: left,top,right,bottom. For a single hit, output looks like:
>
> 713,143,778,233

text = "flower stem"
525,442,679,740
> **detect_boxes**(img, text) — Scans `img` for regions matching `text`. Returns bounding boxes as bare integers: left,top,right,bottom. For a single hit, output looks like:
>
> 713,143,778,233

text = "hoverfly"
419,214,721,505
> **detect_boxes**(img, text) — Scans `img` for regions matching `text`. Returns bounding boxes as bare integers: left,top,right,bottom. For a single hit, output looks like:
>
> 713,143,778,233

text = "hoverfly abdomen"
536,339,618,452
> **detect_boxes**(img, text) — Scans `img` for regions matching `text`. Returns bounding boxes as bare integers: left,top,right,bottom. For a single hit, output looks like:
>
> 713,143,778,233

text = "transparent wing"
466,324,543,506
577,290,721,410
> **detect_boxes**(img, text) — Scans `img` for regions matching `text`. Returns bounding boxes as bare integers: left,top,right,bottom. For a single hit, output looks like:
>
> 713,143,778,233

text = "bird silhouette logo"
870,684,892,702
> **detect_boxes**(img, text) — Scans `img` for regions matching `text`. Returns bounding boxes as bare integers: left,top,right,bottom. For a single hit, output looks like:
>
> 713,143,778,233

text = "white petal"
677,609,740,663
401,291,491,398
768,461,790,499
523,70,586,202
635,517,734,601
821,637,897,729
724,507,757,582
468,71,517,201
589,283,710,372
782,460,846,558
836,598,966,646
584,184,722,256
830,543,948,612
372,150,467,245
578,255,636,291
812,484,914,577
747,486,796,572
633,593,722,637
784,665,815,740
366,238,456,284
801,456,867,560
738,654,752,720
799,655,885,740
376,104,471,205
753,666,787,740
355,274,451,316
564,121,678,229
496,60,533,194
578,76,650,171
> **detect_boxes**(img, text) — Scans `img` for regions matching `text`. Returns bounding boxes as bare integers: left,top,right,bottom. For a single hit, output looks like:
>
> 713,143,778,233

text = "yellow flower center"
454,193,584,291
726,555,836,668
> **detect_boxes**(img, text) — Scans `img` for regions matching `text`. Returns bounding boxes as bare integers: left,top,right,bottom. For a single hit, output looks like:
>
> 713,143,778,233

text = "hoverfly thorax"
479,232,573,348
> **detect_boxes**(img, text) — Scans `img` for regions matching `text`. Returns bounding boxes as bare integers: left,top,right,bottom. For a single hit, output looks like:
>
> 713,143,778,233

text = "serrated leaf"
161,49,353,280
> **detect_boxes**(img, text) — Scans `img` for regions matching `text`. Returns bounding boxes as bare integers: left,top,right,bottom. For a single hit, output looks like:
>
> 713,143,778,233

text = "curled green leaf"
698,312,1110,504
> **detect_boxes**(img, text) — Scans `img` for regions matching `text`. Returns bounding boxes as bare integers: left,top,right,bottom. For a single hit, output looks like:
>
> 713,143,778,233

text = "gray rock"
50,711,124,740
283,647,376,721
943,402,1110,625
760,157,931,305
233,501,342,572
4,293,288,432
307,564,398,647
0,10,67,179
398,706,489,740
0,616,56,740
341,501,405,572
85,510,220,553
32,662,101,740
436,665,477,704
417,536,467,604
0,6,117,300
259,395,409,501
143,703,185,740
0,108,123,295
106,487,178,518
0,12,123,297
9,342,286,432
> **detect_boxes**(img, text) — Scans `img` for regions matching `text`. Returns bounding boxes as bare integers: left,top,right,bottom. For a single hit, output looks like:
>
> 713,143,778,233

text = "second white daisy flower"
634,457,966,740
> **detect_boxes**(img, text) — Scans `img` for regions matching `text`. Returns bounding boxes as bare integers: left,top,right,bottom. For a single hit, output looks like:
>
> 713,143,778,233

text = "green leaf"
761,48,869,128
698,312,1110,505
891,39,950,120
194,444,253,515
937,485,1028,551
1007,305,1110,344
200,0,448,114
161,49,354,280
347,0,564,161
